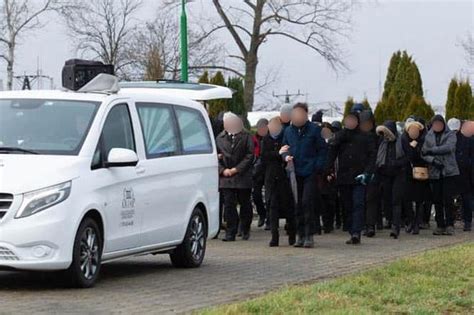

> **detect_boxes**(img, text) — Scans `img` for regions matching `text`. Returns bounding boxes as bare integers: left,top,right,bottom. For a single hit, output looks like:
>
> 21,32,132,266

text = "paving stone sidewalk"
0,225,472,314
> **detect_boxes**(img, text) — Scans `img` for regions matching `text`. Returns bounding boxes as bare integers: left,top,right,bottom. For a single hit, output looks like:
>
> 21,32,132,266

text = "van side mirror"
106,148,138,167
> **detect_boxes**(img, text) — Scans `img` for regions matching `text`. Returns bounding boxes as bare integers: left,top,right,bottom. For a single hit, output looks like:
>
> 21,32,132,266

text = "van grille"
0,193,13,220
0,247,19,261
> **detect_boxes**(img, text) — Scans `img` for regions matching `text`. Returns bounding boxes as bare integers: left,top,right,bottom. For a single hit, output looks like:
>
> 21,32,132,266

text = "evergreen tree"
453,80,473,120
404,95,435,122
445,78,459,120
208,71,228,118
198,71,209,84
227,77,245,116
382,51,402,100
362,97,371,111
374,101,386,125
343,96,355,117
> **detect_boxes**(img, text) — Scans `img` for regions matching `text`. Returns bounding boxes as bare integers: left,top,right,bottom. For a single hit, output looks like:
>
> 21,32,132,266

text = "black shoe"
288,233,296,246
345,236,360,245
237,232,242,237
303,235,314,248
257,217,265,228
433,227,446,235
264,223,271,231
412,224,420,235
294,236,305,248
464,223,472,232
242,233,250,240
444,226,455,236
405,224,413,234
323,228,332,234
222,235,236,242
366,226,375,238
269,232,279,247
390,231,398,239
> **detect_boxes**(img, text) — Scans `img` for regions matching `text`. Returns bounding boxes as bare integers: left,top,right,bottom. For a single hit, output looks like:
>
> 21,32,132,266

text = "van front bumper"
0,201,75,271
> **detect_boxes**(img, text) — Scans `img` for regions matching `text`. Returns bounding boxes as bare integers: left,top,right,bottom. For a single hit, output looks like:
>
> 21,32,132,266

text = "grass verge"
198,243,474,314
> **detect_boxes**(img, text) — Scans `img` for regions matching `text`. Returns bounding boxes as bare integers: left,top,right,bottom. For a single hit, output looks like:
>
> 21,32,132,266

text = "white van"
0,74,231,287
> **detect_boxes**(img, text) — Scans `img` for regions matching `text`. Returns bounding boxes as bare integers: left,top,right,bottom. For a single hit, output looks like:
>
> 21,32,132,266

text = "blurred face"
344,115,358,130
321,127,333,140
360,120,374,133
257,125,268,137
407,126,420,139
268,119,282,137
461,121,474,137
224,117,243,134
432,120,445,133
280,112,291,124
291,108,308,127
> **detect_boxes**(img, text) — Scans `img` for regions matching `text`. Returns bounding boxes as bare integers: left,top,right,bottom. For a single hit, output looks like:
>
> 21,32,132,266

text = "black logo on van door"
121,187,135,227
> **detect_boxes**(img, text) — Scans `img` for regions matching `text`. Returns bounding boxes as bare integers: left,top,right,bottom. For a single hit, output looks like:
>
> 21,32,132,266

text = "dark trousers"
268,181,296,235
252,179,266,219
430,180,455,228
295,174,317,237
222,188,253,236
366,183,381,227
461,192,473,225
339,185,366,238
321,193,336,231
380,175,395,224
422,201,432,224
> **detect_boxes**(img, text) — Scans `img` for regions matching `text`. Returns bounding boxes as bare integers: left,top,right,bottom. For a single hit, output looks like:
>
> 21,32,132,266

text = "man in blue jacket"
280,103,327,248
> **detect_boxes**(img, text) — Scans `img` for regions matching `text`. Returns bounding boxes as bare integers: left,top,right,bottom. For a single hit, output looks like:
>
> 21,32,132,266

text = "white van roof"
119,81,234,101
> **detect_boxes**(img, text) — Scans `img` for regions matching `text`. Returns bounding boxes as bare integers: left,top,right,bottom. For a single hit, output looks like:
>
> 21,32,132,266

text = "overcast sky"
1,0,472,111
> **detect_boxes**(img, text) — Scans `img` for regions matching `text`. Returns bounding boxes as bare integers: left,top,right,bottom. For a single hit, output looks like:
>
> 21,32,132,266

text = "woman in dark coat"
216,112,255,242
261,117,296,246
400,120,432,234
422,115,459,236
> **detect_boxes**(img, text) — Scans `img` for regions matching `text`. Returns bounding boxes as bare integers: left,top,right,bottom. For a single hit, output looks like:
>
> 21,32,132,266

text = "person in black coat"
454,121,473,231
216,112,255,242
360,110,380,237
261,117,296,246
401,120,432,234
375,120,407,239
325,107,377,245
252,118,269,228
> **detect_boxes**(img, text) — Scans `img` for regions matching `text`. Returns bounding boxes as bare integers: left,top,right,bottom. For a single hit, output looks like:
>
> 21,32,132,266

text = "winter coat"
422,128,459,179
216,130,255,189
282,121,327,178
376,121,401,177
252,134,265,182
326,128,377,185
455,132,474,193
261,133,292,213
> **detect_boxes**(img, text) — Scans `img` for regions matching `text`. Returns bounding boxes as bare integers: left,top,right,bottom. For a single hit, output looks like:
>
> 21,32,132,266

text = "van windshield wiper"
0,147,39,154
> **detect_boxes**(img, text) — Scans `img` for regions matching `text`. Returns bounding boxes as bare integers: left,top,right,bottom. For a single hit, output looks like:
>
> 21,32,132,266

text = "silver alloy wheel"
189,215,205,261
79,227,99,280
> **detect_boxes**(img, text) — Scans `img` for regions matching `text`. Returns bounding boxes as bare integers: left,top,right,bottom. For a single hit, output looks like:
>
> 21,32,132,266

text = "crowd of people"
213,103,474,248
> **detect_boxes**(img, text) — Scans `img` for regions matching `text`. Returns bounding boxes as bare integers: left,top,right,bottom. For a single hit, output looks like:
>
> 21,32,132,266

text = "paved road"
0,224,472,314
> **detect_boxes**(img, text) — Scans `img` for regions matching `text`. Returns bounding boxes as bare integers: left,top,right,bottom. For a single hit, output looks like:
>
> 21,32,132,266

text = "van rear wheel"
170,208,207,268
65,217,103,288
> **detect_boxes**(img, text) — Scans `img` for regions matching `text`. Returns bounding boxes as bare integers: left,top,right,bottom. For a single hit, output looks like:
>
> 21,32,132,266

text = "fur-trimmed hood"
376,120,397,142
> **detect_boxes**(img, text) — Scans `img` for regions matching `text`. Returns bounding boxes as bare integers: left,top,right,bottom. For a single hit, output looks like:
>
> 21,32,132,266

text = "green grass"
198,243,474,315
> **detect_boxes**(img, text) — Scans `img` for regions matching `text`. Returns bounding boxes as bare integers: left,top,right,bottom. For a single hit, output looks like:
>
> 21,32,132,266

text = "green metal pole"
180,0,188,82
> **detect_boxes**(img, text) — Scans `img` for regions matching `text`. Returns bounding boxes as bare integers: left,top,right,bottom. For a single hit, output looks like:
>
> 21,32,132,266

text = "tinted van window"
136,103,179,158
175,107,212,154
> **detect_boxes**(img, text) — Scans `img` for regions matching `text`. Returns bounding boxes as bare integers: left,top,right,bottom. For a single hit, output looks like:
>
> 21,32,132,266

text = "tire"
170,208,207,268
65,217,103,288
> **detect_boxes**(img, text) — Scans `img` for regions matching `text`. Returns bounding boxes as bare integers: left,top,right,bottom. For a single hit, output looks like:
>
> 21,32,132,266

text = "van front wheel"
170,208,207,268
65,217,103,288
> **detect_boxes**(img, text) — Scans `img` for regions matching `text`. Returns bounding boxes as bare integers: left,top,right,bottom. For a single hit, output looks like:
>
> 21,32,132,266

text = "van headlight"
16,181,72,218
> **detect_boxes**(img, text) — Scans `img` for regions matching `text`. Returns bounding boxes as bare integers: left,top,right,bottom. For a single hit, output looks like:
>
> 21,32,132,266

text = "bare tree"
198,0,354,112
125,7,224,81
60,0,142,77
458,32,474,71
0,0,59,90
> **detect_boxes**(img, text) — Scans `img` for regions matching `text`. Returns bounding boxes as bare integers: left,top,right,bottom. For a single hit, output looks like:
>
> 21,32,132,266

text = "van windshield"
0,99,99,155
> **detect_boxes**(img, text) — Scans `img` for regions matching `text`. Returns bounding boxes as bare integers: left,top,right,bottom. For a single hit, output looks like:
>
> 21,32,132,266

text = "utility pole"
180,0,188,82
272,90,306,104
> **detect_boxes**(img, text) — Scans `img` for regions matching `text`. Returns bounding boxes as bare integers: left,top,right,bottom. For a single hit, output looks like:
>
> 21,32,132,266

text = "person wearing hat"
216,112,255,242
422,115,459,236
325,109,377,245
252,118,269,228
453,120,473,232
400,120,432,235
311,110,324,125
280,104,293,131
280,103,327,248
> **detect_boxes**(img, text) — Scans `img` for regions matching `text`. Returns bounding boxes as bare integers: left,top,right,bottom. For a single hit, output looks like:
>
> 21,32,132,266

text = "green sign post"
180,0,188,82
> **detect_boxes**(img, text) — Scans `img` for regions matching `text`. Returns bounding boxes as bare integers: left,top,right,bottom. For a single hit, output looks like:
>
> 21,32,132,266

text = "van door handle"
136,166,146,175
